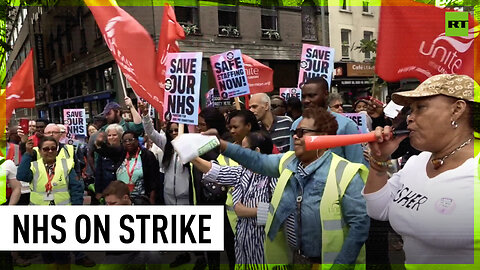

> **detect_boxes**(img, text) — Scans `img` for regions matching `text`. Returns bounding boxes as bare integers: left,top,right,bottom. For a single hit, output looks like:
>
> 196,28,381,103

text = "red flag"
156,4,185,90
85,0,164,114
242,54,274,94
376,0,479,83
5,49,35,124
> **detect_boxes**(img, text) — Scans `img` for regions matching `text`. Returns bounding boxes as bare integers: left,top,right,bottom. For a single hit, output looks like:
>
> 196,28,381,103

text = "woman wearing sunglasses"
17,136,84,266
205,107,369,268
18,136,84,206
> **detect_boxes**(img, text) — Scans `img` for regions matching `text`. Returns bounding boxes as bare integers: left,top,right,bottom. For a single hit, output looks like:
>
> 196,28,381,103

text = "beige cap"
392,74,475,106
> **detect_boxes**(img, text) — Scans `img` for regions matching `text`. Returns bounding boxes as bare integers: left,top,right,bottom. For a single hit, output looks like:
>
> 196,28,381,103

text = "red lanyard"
45,163,56,193
125,149,140,184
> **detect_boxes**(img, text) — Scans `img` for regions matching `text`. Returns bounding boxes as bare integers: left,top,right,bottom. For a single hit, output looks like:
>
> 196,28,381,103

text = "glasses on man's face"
168,129,179,134
42,146,57,152
291,128,319,139
123,138,137,144
45,131,61,136
331,103,343,109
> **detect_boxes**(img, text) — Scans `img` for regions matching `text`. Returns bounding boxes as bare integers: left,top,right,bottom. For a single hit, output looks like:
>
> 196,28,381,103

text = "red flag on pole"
85,0,164,113
5,49,35,124
376,0,479,83
156,4,185,90
242,54,274,94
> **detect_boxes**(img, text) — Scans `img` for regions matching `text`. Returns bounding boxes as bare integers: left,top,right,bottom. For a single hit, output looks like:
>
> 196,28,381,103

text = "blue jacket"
223,143,370,264
290,112,367,165
17,153,84,205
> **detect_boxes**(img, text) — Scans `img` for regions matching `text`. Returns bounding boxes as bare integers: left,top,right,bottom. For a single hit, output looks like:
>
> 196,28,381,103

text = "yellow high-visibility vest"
0,158,7,205
264,151,368,270
29,157,73,206
217,154,239,234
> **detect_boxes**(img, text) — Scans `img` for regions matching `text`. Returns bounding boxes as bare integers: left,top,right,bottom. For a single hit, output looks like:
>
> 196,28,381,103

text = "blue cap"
100,102,122,116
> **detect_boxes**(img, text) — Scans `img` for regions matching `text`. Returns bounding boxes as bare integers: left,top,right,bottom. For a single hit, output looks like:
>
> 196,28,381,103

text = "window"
78,7,87,53
175,6,200,35
56,25,64,64
340,0,350,11
363,1,369,13
218,6,239,37
301,2,317,41
363,31,373,59
341,29,351,59
261,6,279,39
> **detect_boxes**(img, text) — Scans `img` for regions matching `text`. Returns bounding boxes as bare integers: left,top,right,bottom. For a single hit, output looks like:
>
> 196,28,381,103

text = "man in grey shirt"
249,93,292,153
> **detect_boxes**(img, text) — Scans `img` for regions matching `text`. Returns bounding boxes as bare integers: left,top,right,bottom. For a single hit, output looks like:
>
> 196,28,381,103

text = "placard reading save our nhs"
0,206,223,251
164,52,203,125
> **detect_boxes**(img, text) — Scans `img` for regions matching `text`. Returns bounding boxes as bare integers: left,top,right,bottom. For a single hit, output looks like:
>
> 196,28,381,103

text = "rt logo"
445,12,469,36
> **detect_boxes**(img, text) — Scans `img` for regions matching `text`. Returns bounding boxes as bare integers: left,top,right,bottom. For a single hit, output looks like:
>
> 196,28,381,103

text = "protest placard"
210,50,250,99
63,109,86,137
298,44,335,88
164,52,203,125
279,88,302,101
206,88,233,108
343,113,368,133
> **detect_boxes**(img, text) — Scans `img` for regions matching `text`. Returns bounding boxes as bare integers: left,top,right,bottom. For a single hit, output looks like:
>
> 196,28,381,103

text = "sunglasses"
291,128,319,139
331,104,343,109
42,146,57,152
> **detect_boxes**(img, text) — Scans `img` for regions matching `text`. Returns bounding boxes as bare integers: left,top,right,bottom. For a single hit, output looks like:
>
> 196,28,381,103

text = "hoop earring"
451,120,458,129
316,149,321,158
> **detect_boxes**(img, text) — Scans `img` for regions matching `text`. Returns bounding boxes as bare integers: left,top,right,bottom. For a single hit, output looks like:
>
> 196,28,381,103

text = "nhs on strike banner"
298,44,335,88
63,109,86,137
0,206,223,251
211,50,250,99
343,113,368,133
279,88,302,101
164,52,203,125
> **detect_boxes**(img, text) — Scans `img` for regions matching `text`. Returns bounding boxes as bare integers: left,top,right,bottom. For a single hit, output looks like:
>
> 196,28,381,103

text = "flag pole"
116,65,128,98
178,123,184,136
234,97,241,110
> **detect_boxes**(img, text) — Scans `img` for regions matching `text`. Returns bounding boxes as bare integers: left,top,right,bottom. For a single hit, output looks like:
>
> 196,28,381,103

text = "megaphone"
304,130,410,151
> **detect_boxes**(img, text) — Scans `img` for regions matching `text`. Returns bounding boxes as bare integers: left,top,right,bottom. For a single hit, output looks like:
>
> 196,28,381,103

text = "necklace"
431,138,473,170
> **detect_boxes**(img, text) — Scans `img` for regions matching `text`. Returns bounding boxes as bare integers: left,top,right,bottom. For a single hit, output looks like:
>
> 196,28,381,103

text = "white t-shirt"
1,159,17,181
363,152,476,265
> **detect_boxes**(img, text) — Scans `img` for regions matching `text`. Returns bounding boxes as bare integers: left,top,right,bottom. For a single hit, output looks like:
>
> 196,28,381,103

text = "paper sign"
206,88,233,108
383,101,404,119
210,49,250,99
63,109,86,137
279,88,302,101
343,113,368,133
298,44,335,88
164,52,203,125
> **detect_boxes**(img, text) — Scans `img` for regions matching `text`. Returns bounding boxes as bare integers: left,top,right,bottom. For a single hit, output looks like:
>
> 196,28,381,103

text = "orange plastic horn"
304,132,377,151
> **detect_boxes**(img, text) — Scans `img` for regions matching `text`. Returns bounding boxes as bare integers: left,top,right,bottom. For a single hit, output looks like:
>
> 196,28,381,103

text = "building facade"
5,1,332,123
328,1,380,105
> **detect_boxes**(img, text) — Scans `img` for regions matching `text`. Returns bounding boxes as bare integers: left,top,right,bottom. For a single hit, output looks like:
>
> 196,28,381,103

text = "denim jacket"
223,143,370,264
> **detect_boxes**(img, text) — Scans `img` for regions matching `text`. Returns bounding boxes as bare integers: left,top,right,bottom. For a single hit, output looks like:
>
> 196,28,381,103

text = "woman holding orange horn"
206,106,370,269
363,74,478,268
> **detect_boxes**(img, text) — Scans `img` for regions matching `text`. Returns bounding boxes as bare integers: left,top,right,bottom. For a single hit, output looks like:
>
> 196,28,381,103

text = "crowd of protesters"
2,74,478,270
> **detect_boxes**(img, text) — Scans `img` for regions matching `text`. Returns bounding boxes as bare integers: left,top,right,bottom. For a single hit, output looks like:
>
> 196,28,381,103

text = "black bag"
201,180,228,203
